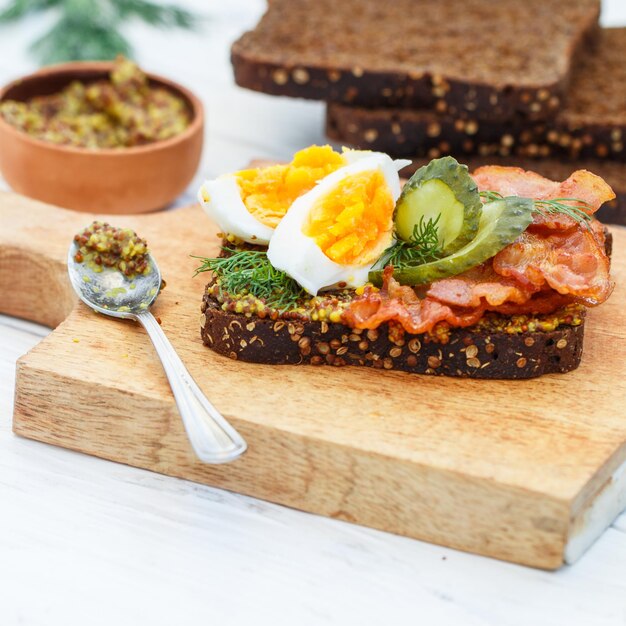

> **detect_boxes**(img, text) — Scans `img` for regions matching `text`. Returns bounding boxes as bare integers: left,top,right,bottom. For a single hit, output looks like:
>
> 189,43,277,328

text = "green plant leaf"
30,15,132,63
0,0,199,65
0,0,56,23
113,0,195,28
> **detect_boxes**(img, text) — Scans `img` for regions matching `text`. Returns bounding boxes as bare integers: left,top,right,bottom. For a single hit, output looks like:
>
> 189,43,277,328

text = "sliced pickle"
370,197,534,287
395,156,482,255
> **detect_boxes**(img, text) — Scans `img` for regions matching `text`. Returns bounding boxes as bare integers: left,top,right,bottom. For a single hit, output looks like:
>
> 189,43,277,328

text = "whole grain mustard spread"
0,56,189,149
74,221,150,277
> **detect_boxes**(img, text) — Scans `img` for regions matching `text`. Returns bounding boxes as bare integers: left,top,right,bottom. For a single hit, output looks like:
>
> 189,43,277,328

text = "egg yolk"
235,145,345,228
303,170,394,265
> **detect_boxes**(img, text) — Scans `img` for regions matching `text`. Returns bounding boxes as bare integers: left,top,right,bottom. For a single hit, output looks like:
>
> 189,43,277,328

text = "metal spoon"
67,239,247,464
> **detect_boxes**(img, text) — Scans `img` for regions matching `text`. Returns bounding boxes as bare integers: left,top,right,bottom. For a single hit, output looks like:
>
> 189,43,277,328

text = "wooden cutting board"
3,190,626,570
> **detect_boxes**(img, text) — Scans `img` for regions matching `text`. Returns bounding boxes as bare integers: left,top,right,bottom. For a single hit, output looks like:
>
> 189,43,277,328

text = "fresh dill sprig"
375,215,441,269
193,248,306,311
479,190,505,203
479,190,593,226
533,198,593,224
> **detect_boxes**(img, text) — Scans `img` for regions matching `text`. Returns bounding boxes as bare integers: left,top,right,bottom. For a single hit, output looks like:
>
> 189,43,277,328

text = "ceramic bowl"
0,61,204,214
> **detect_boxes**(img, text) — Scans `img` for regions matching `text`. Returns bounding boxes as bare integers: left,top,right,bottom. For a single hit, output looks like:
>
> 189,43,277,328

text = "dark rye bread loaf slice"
200,233,614,380
199,158,614,379
232,0,600,121
201,296,587,379
326,28,626,161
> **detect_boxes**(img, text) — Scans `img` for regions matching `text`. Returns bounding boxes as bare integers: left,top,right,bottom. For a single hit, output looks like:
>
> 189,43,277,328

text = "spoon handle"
136,311,247,464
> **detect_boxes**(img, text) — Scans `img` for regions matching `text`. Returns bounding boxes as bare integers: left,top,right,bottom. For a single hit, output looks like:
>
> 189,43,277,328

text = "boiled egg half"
267,153,411,294
198,145,353,245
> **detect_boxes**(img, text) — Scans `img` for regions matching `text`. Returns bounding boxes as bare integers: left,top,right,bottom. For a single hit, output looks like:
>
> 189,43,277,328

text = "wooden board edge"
0,242,75,328
13,354,572,569
565,444,626,564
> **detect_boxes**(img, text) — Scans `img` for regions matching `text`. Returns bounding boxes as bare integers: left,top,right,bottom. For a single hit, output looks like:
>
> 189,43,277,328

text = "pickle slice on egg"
370,196,534,286
395,156,483,256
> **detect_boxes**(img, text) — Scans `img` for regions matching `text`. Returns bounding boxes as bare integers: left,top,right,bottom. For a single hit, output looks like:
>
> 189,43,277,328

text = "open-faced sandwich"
196,145,614,379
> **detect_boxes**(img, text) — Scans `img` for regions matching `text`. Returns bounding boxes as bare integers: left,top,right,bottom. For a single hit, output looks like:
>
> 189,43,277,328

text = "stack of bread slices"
231,0,625,223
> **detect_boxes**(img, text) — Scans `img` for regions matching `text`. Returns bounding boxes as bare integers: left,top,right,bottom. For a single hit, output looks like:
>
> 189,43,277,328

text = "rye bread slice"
231,0,600,121
326,29,626,161
199,159,614,379
201,295,587,379
200,232,614,380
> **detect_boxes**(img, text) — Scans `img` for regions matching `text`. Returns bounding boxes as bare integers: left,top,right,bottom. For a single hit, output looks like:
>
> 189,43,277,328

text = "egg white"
267,154,411,295
198,175,275,245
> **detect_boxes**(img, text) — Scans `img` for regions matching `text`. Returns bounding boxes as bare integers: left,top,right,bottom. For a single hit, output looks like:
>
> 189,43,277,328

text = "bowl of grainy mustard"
0,57,203,214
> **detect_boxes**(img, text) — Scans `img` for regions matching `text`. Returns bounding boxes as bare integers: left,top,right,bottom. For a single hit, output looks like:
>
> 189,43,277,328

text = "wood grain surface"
2,190,626,570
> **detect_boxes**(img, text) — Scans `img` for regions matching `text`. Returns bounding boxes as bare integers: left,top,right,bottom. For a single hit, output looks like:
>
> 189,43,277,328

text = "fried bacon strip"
344,267,484,334
493,222,613,305
472,166,615,231
426,264,578,315
344,264,580,333
426,264,535,308
488,291,576,316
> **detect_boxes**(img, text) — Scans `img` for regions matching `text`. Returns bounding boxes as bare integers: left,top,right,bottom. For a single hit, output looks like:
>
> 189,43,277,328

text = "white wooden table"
2,2,626,624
